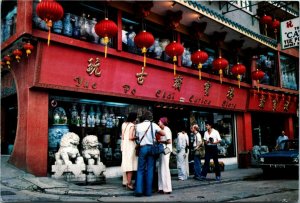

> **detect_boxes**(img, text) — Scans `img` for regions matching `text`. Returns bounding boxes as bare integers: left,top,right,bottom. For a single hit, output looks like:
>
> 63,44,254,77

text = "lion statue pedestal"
51,132,86,184
82,135,106,184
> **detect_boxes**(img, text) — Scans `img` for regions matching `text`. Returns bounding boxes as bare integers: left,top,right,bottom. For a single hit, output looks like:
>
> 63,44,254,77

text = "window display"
189,111,235,158
48,95,151,168
280,54,298,90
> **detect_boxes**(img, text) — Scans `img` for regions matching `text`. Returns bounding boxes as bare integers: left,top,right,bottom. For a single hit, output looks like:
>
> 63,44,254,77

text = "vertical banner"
280,17,300,50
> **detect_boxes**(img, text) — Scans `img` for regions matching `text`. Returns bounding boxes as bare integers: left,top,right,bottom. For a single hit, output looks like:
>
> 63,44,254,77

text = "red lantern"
191,49,208,80
134,30,155,68
252,69,265,92
95,18,118,58
3,55,12,69
231,62,246,88
36,0,64,46
260,14,272,36
272,19,280,40
12,49,23,63
213,56,228,84
23,42,34,57
165,41,184,76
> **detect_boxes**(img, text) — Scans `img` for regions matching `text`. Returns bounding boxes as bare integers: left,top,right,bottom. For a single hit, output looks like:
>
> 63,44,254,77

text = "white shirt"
193,132,202,148
204,128,221,146
160,126,172,149
176,132,189,151
276,135,288,150
136,120,161,146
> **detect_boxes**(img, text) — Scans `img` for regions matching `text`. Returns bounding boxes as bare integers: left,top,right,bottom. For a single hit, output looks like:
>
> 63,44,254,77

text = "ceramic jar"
48,124,69,151
63,13,73,37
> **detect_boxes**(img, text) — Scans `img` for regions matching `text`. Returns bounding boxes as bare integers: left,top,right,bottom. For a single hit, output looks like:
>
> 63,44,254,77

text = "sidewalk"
1,155,262,197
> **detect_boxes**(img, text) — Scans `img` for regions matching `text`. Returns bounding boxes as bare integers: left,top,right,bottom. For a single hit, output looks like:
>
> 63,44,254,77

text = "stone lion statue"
55,132,84,165
82,135,102,165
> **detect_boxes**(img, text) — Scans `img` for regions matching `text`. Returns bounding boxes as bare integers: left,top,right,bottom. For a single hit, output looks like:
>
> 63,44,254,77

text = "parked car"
258,139,299,176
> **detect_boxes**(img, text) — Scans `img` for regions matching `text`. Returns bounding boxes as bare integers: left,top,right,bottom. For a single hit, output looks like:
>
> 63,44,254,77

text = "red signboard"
37,43,248,111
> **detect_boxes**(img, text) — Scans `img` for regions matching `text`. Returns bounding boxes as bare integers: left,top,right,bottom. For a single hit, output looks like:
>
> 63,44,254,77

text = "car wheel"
262,168,272,178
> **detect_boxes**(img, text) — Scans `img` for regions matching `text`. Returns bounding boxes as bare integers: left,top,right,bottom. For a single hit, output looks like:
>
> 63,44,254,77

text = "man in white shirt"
275,130,288,150
200,121,222,182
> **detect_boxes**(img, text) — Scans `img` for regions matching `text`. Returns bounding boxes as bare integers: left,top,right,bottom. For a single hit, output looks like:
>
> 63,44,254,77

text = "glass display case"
48,95,151,168
189,111,236,158
280,54,298,90
1,0,17,43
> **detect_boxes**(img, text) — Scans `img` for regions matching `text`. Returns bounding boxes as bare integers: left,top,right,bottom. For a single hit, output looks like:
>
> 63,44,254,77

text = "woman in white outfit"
121,112,138,190
176,127,189,180
157,117,172,194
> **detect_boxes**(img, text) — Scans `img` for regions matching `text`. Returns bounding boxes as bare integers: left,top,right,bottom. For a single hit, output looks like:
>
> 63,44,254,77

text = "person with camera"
200,121,222,182
191,124,203,180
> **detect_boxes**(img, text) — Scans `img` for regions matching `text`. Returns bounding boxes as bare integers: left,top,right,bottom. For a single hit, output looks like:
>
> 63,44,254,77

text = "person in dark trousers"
200,121,222,181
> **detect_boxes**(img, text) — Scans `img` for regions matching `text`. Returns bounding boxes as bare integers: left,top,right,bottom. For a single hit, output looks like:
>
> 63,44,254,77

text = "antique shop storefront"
1,1,298,177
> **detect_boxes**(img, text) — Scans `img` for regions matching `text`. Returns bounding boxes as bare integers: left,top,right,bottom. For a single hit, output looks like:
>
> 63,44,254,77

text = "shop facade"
1,1,298,177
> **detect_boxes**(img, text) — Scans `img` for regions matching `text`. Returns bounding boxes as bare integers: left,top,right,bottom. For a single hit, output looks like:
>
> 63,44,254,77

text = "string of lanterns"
1,42,35,69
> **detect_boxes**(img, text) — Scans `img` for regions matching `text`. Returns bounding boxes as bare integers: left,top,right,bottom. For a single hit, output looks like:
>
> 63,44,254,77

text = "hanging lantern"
272,19,280,40
134,30,154,68
95,18,118,58
23,42,34,57
260,14,272,36
12,49,23,63
36,0,64,46
212,56,228,84
191,49,208,80
165,41,184,76
231,62,246,88
252,69,265,92
3,55,12,69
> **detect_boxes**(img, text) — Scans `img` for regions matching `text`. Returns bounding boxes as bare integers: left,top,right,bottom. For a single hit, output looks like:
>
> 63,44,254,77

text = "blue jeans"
194,154,202,178
135,145,155,196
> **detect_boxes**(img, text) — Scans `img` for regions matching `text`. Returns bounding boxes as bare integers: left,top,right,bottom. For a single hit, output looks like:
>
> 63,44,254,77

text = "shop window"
1,0,17,43
189,111,236,158
257,51,278,86
32,0,117,48
280,54,298,90
48,95,151,169
121,11,173,63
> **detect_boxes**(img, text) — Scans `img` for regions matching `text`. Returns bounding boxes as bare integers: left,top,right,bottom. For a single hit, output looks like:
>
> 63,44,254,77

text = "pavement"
1,155,263,197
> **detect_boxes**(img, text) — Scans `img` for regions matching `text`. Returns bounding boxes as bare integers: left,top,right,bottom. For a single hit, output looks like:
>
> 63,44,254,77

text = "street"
1,173,298,202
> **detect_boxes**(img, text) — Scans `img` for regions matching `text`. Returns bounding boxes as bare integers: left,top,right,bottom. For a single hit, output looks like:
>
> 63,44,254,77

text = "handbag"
163,147,171,155
194,133,205,158
150,122,165,156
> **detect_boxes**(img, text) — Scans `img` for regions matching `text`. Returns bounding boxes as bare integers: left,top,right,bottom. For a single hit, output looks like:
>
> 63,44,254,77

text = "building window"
257,51,278,87
48,95,151,169
280,55,298,90
233,0,252,12
189,111,236,158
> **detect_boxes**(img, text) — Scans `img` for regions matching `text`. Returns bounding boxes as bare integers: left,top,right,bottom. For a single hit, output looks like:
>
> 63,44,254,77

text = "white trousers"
177,149,188,180
158,153,172,192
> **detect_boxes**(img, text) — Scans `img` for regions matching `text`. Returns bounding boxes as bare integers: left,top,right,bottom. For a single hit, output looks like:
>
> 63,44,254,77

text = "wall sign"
280,17,300,50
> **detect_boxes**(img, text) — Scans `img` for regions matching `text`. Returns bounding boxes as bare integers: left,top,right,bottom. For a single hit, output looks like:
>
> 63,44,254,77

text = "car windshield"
282,140,299,151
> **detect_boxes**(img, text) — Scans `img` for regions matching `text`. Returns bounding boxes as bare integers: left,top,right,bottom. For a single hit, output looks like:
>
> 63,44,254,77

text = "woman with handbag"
121,112,138,190
191,124,203,180
134,111,165,197
157,117,172,194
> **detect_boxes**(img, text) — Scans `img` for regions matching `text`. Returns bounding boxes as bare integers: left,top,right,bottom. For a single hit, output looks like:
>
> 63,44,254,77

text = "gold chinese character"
87,58,101,77
226,87,234,100
173,75,183,91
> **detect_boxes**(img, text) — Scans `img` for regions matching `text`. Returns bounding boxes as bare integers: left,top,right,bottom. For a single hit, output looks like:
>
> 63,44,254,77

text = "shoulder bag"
135,124,150,156
150,122,165,156
194,134,205,158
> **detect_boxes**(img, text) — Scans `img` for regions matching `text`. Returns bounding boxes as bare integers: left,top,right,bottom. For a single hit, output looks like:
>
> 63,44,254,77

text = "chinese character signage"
280,17,300,50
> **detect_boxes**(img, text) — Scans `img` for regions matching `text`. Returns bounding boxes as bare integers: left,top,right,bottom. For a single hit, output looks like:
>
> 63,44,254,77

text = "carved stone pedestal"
86,163,106,184
51,164,86,184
